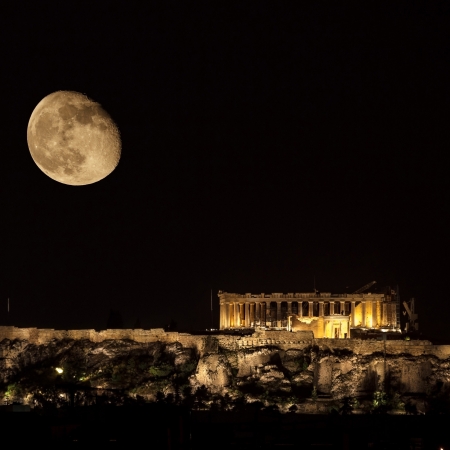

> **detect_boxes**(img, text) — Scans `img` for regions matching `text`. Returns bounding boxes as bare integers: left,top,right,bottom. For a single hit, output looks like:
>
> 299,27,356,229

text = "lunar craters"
27,91,121,186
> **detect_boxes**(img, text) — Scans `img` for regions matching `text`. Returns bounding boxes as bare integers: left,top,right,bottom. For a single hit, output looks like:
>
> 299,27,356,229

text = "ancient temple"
218,290,400,338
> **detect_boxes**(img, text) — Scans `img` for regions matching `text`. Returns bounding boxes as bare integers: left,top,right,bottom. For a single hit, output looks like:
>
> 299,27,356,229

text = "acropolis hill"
0,288,446,413
1,322,450,414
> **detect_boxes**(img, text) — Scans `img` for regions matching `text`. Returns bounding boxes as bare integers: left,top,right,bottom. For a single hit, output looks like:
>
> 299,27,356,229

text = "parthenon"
218,290,400,338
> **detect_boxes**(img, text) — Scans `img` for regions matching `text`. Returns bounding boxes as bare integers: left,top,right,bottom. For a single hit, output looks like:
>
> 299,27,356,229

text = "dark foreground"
0,405,448,449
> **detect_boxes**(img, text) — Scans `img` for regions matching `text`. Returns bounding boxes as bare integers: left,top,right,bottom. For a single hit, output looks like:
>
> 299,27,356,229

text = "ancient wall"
313,337,448,358
1,325,450,360
2,326,450,398
0,326,441,355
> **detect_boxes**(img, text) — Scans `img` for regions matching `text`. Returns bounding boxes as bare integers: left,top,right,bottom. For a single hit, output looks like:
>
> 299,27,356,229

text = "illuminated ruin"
218,289,400,337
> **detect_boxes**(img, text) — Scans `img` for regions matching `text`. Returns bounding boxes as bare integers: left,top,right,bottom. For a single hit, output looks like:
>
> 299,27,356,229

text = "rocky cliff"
1,327,450,414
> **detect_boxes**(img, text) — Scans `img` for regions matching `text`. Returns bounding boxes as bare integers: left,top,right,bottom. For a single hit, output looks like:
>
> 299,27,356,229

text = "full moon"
27,91,121,186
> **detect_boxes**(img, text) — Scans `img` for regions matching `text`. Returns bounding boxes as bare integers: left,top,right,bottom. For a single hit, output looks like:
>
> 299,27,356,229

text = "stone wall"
313,338,450,358
0,326,174,343
0,327,315,351
1,325,450,360
1,326,450,397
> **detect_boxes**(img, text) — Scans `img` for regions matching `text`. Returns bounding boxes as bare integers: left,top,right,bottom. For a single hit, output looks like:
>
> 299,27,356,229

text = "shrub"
149,363,172,378
179,361,196,375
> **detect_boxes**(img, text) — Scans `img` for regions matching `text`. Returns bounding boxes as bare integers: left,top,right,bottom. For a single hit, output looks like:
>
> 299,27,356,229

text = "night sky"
1,3,449,337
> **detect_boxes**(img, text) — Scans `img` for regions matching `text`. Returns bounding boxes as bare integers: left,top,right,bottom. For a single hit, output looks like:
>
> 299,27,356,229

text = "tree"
339,397,354,415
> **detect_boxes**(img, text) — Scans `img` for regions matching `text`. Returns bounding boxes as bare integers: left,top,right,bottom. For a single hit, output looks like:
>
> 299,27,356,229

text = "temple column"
223,303,228,328
362,302,366,327
261,302,266,326
351,301,356,327
376,301,381,327
220,303,224,329
228,303,233,327
366,301,372,327
277,302,282,326
255,302,260,325
340,301,345,315
330,301,335,315
239,303,244,327
250,303,255,327
287,301,292,315
245,302,250,327
299,302,303,318
308,301,313,317
319,301,324,317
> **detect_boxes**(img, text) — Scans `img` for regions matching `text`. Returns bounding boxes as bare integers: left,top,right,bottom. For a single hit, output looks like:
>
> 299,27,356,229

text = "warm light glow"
55,367,63,374
27,91,121,186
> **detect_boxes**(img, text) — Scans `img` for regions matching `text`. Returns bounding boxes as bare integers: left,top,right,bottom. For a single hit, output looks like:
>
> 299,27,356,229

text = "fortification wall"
2,326,450,397
0,326,182,345
313,338,450,358
1,326,449,360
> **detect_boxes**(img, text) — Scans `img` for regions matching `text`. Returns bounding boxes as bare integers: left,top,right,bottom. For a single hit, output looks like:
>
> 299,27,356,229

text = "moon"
27,91,121,186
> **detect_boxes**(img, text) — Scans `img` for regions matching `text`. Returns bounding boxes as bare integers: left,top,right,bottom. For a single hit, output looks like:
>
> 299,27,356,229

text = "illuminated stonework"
218,290,400,337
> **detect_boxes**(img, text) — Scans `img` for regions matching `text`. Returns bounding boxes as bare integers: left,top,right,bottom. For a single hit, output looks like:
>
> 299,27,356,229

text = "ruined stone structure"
218,290,399,338
2,325,450,411
0,326,450,398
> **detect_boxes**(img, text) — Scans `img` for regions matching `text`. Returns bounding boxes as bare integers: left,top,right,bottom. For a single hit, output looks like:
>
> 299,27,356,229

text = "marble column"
239,303,244,327
362,302,366,327
277,302,282,326
366,301,372,327
319,301,324,317
250,303,255,327
308,301,313,317
255,302,260,325
299,302,303,318
351,301,356,327
340,301,345,315
261,302,266,326
391,304,397,328
245,302,250,327
287,301,292,315
330,301,335,315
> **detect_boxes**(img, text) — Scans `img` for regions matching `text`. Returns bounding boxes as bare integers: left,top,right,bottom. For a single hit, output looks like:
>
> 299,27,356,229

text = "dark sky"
0,2,449,337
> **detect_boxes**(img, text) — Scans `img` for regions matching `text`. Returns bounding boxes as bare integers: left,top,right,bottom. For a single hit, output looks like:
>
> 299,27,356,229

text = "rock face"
1,329,450,413
194,354,231,389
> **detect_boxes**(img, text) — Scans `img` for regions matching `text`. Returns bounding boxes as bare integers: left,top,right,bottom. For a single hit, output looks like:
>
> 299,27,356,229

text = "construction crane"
352,281,377,295
403,298,418,332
